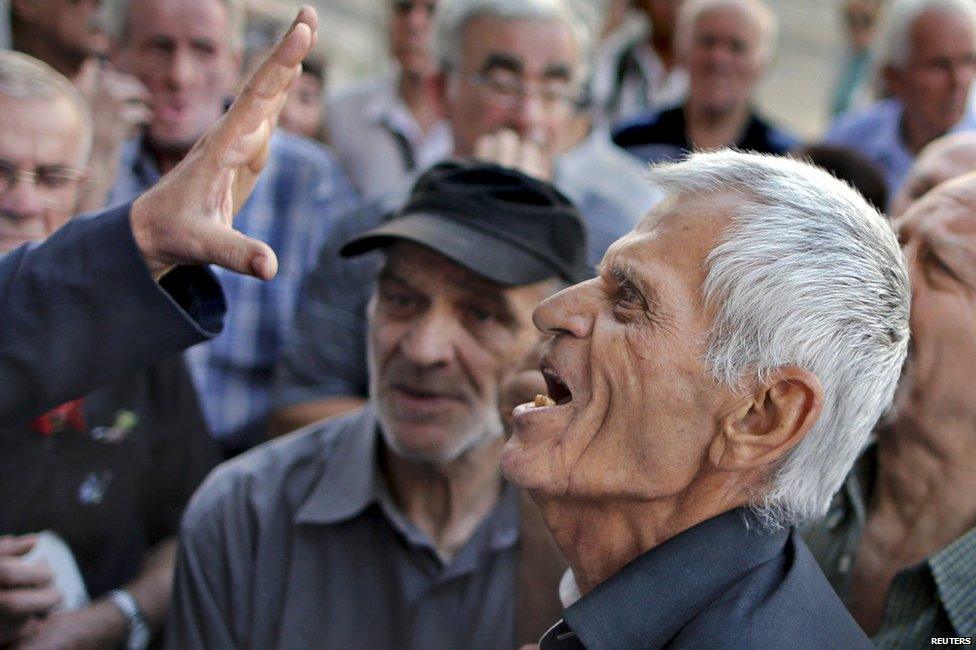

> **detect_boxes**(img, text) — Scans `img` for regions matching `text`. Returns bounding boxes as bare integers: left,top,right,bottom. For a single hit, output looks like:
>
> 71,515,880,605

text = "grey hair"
646,150,910,530
104,0,246,51
434,0,591,82
874,0,976,68
676,0,779,65
0,51,93,163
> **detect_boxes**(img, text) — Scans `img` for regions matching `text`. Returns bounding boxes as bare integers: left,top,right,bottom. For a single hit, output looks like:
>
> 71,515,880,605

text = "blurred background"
276,0,841,138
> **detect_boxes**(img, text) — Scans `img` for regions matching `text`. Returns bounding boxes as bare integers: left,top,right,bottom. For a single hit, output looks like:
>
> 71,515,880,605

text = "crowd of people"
0,0,973,648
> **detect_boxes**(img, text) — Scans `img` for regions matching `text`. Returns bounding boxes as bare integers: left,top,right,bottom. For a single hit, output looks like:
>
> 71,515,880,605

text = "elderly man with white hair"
825,0,976,203
502,150,909,648
613,0,797,164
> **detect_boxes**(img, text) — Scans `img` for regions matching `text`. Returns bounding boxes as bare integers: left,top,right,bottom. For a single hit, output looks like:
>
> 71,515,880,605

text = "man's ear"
709,367,823,471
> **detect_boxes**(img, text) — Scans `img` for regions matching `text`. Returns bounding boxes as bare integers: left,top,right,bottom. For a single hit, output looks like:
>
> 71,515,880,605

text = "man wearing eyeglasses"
272,0,660,433
0,56,89,251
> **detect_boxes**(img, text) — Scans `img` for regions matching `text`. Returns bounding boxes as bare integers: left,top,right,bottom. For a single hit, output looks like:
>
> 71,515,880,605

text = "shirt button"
838,554,852,574
826,510,844,530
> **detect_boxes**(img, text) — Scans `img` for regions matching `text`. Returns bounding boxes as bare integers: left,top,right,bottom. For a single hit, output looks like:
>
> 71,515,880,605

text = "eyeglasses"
0,158,86,207
468,72,579,110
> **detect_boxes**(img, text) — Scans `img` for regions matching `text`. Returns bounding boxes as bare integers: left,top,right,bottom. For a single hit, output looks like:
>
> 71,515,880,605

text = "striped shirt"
108,132,359,451
803,446,976,648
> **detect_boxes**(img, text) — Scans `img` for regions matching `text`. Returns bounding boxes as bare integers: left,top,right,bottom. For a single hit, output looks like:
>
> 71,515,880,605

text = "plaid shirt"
802,445,976,647
108,133,359,451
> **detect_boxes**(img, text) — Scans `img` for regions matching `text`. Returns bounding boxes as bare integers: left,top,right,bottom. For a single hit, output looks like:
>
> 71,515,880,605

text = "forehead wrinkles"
460,17,577,72
384,245,509,302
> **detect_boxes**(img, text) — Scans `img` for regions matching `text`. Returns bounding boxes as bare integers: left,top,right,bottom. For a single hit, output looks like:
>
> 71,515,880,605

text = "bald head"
891,131,976,217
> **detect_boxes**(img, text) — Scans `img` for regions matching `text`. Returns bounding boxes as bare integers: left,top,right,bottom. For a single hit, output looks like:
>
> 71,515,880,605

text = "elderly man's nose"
1,179,45,220
511,93,547,138
533,283,593,337
400,310,455,367
405,3,431,31
166,48,196,88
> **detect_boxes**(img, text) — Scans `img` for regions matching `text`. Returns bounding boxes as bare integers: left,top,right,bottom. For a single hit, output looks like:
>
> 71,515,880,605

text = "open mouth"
541,366,573,406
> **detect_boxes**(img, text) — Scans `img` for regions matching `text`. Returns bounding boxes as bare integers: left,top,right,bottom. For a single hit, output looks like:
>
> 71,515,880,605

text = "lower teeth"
534,394,556,407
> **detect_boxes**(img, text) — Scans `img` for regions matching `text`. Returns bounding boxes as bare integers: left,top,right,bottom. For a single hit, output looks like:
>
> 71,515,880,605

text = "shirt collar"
562,508,789,648
293,404,522,558
363,78,422,142
295,405,381,525
928,525,976,636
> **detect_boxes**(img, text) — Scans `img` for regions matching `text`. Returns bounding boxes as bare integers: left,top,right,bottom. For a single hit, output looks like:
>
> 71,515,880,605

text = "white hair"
104,0,246,51
0,51,93,163
647,150,910,529
874,0,976,68
434,0,591,82
676,0,779,65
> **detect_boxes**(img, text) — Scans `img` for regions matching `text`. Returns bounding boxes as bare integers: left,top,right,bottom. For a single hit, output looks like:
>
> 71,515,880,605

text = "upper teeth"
534,394,556,407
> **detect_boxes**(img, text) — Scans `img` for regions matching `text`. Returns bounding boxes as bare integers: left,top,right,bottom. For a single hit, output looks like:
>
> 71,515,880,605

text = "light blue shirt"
824,98,976,203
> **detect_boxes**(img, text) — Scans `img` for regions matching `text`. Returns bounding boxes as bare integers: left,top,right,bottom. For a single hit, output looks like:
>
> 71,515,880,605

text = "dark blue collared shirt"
541,508,872,650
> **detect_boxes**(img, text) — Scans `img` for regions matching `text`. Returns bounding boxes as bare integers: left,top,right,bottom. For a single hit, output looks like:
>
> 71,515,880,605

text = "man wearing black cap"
165,161,586,650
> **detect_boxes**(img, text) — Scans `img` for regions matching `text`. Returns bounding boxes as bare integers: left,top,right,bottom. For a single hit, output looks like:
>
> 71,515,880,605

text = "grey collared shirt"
166,406,521,649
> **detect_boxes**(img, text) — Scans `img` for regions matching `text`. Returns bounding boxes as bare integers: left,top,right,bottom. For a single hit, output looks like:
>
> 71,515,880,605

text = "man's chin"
499,434,553,490
147,128,201,157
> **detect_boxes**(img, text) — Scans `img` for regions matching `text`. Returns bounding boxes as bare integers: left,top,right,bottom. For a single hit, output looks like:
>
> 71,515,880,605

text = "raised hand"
129,6,319,281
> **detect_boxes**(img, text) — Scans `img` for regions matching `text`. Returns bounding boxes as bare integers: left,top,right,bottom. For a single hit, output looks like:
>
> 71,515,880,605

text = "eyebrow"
377,265,519,327
376,266,416,291
541,64,573,81
481,53,523,75
601,259,662,309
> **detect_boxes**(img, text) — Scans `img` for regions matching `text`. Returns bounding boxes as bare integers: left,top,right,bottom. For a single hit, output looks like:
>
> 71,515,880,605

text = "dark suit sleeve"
0,203,226,425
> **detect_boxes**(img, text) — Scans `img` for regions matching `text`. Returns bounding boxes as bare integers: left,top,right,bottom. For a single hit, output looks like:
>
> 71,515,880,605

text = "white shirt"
589,26,689,128
326,74,452,200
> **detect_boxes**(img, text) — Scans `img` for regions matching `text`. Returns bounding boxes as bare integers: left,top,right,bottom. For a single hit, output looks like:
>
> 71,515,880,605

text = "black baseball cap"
340,159,590,286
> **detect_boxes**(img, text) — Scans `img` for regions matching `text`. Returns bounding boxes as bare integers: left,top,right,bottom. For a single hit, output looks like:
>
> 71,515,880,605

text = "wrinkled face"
443,16,579,156
890,139,976,217
501,195,737,499
891,177,976,426
369,243,553,465
14,0,107,61
278,71,324,139
0,94,88,252
390,0,438,78
891,9,976,141
113,0,239,153
686,4,765,116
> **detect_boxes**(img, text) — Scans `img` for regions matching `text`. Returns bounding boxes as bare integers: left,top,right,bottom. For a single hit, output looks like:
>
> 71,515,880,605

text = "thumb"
74,58,99,95
197,226,279,280
0,535,37,557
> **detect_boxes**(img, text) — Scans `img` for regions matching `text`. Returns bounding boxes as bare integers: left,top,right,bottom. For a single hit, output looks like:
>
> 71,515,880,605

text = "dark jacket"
541,508,872,649
0,203,225,424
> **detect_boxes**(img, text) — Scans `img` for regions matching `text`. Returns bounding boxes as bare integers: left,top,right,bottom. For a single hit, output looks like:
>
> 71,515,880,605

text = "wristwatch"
109,589,151,650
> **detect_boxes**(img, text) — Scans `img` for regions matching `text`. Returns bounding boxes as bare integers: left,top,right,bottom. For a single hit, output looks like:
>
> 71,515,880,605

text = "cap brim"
340,213,558,286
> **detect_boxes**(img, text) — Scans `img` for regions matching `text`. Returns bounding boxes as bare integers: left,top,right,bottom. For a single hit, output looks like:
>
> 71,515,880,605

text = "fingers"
0,536,36,558
0,559,54,590
0,586,62,619
473,129,553,180
197,225,279,281
217,6,317,147
0,537,60,621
